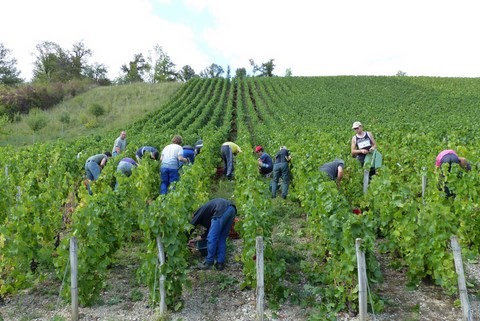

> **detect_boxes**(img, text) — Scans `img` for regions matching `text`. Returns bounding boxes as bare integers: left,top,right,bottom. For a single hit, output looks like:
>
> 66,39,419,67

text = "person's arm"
368,132,377,152
100,157,108,168
336,166,344,187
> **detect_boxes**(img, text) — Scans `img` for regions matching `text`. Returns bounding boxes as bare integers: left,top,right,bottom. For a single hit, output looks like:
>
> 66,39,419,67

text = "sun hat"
255,146,263,153
352,121,362,129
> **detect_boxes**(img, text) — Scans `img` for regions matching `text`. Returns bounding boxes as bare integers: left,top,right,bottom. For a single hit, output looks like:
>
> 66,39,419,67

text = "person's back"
117,157,138,177
320,159,345,180
183,145,195,164
136,146,159,161
272,147,291,199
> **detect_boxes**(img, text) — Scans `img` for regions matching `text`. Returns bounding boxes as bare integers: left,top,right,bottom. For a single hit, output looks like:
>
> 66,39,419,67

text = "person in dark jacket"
271,146,291,199
255,145,273,176
188,198,237,270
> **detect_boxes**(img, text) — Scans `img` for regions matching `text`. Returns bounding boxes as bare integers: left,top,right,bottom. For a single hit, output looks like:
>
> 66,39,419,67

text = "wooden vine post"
256,236,265,321
355,238,367,321
156,237,167,315
363,170,369,194
450,236,471,321
70,237,79,321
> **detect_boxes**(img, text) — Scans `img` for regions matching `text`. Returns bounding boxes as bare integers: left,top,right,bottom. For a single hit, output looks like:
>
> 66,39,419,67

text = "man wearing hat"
351,121,377,167
255,146,273,177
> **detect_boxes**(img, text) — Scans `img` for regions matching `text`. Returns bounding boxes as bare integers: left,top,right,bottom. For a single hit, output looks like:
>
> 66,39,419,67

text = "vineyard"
1,76,480,320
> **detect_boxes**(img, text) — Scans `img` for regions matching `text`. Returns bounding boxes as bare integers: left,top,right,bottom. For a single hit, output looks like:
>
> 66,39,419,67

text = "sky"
2,0,480,81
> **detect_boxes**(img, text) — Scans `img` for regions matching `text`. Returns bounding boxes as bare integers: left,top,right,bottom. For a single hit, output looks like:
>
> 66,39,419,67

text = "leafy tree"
396,70,407,76
26,108,47,143
120,53,150,83
200,63,224,78
147,45,177,83
178,65,197,82
249,58,275,77
32,40,98,83
84,62,110,85
70,40,92,79
0,43,23,86
235,68,247,79
32,41,69,83
285,68,292,77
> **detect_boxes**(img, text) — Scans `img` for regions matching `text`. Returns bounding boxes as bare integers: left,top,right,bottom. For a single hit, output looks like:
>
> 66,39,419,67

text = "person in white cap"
351,121,377,167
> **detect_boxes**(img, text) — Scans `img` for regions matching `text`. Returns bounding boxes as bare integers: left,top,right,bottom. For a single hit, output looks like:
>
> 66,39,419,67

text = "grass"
0,82,182,147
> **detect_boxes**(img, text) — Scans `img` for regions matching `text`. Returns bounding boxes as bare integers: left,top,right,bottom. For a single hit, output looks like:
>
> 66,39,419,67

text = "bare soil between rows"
1,236,479,321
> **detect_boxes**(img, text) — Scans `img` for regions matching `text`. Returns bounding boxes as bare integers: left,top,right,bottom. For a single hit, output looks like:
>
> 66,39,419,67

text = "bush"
88,103,105,118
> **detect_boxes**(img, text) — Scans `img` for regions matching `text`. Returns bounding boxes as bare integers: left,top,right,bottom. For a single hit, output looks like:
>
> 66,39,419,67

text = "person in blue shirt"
255,145,273,176
188,198,237,271
183,145,196,164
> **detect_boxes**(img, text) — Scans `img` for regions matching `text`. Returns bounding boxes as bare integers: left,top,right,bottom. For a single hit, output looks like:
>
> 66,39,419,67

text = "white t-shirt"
161,144,183,169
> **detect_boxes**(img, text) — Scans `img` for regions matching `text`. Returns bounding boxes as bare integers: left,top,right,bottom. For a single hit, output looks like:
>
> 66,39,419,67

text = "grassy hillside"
0,82,183,147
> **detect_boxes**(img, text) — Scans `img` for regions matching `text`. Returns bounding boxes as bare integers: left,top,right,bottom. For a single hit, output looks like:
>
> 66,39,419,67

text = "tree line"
0,41,280,86
0,41,281,119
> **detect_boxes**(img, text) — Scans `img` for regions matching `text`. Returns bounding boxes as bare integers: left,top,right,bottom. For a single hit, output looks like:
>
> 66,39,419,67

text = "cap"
352,121,362,129
280,146,288,150
255,146,263,153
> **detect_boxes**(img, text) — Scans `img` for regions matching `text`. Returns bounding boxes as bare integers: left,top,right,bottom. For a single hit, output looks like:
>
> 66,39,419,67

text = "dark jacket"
190,198,236,239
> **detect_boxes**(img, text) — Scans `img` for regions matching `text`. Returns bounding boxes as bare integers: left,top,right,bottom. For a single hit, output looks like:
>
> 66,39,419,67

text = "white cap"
352,121,362,129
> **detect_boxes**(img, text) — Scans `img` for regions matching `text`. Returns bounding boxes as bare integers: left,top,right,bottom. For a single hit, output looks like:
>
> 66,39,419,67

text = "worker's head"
152,151,160,161
459,157,472,171
352,121,362,130
172,135,183,145
255,146,263,154
104,151,112,158
120,131,126,139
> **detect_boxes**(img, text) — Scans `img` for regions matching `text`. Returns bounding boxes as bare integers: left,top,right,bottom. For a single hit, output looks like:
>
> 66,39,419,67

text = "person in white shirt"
160,135,188,194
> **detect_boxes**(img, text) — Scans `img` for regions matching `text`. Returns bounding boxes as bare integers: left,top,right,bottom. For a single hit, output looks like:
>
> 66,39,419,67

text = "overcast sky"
2,0,480,81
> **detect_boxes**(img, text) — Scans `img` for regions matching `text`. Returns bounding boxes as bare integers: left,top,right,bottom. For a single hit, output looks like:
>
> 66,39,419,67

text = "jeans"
206,205,237,264
85,161,101,195
160,167,179,194
221,145,234,179
271,162,289,198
